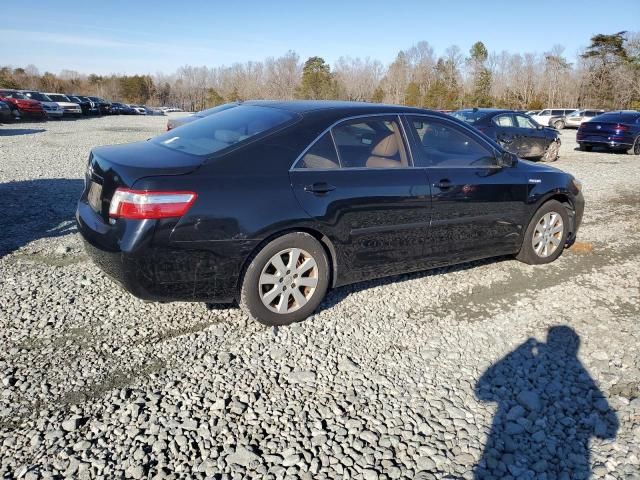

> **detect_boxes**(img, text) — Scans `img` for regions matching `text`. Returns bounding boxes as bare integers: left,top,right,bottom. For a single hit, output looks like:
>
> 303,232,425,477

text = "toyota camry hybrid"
76,101,584,325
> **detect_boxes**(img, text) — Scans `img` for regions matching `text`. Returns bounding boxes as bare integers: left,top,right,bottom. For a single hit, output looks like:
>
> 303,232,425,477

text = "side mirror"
536,124,544,130
500,151,518,167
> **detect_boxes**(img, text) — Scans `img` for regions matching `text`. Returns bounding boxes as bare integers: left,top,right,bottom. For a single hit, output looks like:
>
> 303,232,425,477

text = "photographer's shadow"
474,326,618,479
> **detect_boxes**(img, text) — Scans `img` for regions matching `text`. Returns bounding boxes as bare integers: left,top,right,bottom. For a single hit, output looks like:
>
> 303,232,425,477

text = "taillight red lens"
109,189,197,219
614,124,629,131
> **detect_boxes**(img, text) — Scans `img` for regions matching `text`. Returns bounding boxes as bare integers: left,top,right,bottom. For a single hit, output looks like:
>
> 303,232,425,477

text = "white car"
531,108,577,127
20,90,63,118
44,93,82,117
129,105,147,115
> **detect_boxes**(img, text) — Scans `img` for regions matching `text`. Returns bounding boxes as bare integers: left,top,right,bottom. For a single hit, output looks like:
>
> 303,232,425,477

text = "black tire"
516,200,570,265
629,136,640,155
541,141,560,162
239,232,330,326
579,144,592,152
553,120,564,130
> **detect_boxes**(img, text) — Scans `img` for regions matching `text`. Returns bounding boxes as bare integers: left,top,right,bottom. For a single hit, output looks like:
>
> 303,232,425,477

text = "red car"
0,89,45,119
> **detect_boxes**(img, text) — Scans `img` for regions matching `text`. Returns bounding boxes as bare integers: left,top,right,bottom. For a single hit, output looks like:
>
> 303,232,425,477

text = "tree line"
1,32,638,112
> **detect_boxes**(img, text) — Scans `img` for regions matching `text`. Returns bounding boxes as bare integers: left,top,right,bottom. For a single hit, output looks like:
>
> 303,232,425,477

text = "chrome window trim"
289,113,415,171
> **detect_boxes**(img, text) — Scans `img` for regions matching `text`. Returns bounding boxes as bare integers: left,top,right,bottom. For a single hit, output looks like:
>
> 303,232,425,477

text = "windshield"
154,105,296,156
24,91,52,102
196,103,239,118
1,91,28,99
452,110,488,125
48,94,71,102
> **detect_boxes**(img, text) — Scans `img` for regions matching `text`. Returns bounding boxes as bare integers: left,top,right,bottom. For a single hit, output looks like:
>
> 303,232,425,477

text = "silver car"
550,109,606,130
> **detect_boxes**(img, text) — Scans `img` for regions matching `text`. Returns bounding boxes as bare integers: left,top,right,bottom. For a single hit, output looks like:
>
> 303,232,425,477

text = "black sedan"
77,101,584,325
166,102,239,130
453,109,561,162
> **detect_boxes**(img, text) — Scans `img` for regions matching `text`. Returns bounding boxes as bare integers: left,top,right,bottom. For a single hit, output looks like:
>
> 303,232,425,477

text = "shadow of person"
474,326,619,479
0,178,84,258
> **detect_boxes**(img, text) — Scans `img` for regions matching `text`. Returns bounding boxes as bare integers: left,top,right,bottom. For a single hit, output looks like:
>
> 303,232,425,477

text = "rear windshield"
451,110,489,125
153,105,296,156
592,112,640,123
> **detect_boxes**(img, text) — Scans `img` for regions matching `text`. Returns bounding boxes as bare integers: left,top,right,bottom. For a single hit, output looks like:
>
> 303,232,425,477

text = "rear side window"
408,116,496,168
298,132,340,169
493,114,514,127
551,110,563,116
154,105,296,156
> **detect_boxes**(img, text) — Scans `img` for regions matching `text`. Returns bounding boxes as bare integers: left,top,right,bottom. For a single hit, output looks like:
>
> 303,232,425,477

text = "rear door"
289,115,432,282
405,114,527,262
514,114,548,157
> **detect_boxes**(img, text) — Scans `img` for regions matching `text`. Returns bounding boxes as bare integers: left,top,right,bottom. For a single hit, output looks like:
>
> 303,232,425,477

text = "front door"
405,115,528,263
289,115,431,284
514,113,549,157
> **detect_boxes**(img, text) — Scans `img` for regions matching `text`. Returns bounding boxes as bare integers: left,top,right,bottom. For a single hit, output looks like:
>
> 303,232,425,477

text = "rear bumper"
76,201,255,303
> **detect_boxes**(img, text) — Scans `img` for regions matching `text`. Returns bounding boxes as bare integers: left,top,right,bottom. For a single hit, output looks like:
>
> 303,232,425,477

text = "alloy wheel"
532,212,564,258
259,248,319,314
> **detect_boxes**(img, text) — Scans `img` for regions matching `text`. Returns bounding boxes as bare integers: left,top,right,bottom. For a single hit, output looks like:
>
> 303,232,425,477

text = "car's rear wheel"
541,141,560,162
579,144,592,152
553,120,565,130
239,232,330,326
516,200,569,265
629,136,640,155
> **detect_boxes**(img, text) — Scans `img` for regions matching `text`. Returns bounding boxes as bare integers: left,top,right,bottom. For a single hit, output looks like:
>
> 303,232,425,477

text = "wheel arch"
236,226,339,299
528,190,577,243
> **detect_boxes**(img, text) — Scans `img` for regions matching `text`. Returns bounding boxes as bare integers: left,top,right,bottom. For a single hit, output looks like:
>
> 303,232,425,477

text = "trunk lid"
83,140,204,220
578,121,625,140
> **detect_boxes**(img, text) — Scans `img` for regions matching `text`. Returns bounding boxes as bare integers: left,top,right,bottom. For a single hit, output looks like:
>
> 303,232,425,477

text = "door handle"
435,179,453,189
304,182,336,195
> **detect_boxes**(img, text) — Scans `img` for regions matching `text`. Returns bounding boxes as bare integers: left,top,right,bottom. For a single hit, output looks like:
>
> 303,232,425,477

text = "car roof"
241,100,436,115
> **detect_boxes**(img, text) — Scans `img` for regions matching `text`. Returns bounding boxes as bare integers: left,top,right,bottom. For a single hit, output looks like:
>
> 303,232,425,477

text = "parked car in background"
44,93,82,117
19,90,64,118
110,102,135,115
77,101,584,325
0,100,17,123
88,97,112,115
144,106,166,116
549,109,606,130
530,108,577,127
0,89,45,119
67,95,99,116
166,102,239,130
577,111,640,154
453,108,561,162
129,105,146,114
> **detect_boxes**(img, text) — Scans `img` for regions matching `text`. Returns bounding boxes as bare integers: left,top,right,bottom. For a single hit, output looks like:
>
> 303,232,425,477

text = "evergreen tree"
404,82,421,106
468,41,492,107
297,56,335,99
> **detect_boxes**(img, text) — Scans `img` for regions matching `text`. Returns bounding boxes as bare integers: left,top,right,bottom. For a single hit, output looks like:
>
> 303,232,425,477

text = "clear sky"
2,0,638,75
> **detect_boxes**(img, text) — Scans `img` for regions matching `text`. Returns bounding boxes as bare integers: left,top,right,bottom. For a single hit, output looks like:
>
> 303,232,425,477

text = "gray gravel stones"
1,119,640,478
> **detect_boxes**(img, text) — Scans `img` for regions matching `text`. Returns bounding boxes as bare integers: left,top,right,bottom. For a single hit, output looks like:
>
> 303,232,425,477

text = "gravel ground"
0,116,639,480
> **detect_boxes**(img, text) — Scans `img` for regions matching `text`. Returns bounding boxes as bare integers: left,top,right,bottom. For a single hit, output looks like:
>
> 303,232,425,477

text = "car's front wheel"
240,232,330,326
541,141,560,162
516,200,569,265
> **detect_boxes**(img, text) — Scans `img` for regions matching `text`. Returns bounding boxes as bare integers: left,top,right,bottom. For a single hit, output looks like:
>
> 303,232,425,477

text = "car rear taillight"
109,188,197,219
614,124,629,131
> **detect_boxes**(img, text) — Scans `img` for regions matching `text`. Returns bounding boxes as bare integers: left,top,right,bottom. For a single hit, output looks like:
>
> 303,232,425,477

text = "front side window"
154,105,296,156
332,117,409,169
408,116,496,168
493,114,514,127
539,110,550,116
515,115,537,129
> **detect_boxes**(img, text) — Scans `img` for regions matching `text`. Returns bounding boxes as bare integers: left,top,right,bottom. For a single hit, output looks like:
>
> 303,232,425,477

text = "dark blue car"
453,109,561,162
577,111,640,154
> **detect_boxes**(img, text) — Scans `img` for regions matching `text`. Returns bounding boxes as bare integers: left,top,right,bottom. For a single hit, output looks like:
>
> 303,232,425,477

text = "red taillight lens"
109,189,197,219
614,124,629,131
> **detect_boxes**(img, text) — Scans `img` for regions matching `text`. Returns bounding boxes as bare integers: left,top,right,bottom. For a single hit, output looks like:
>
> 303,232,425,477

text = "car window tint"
297,132,340,169
408,116,496,168
493,114,514,127
515,115,536,129
332,117,409,169
153,105,295,156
